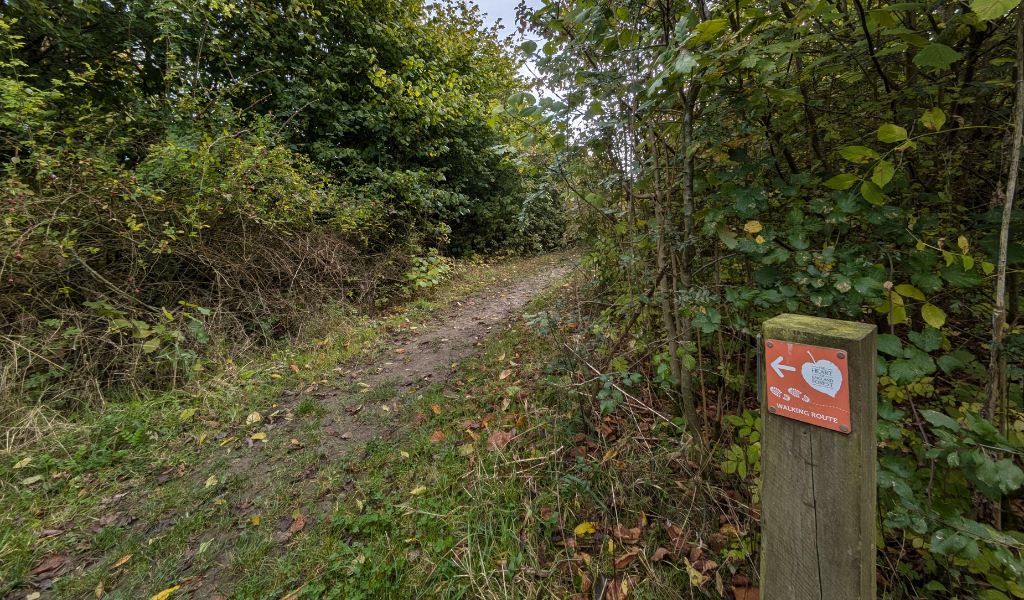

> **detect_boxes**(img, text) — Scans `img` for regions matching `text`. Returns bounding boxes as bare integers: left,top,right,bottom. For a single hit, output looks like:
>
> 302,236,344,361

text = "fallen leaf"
684,557,709,587
430,405,441,415
602,448,618,463
430,431,446,443
487,431,514,452
499,369,511,380
459,444,474,456
709,532,728,551
198,539,213,555
21,475,43,485
149,585,180,600
614,547,642,569
251,516,260,526
14,457,31,469
94,581,104,598
289,515,306,533
400,451,410,459
30,553,67,575
734,587,760,600
179,408,196,421
693,559,718,573
395,349,407,354
204,475,218,488
112,554,132,568
578,567,592,593
732,575,751,587
613,525,641,543
340,431,352,440
573,522,596,536
382,405,391,412
290,363,300,373
246,412,261,425
251,432,266,441
410,486,427,495
218,437,236,447
278,584,307,600
36,529,64,538
27,594,41,600
652,547,671,562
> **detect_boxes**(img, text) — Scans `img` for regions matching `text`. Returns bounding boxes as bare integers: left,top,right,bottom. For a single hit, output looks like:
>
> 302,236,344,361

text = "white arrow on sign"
771,356,797,378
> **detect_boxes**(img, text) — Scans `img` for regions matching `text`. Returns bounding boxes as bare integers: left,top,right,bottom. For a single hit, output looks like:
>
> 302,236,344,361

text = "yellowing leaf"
219,437,236,447
13,457,31,469
983,262,996,275
21,475,43,485
251,516,260,526
271,374,282,379
920,107,946,131
499,369,512,380
921,303,947,329
430,405,441,415
574,522,597,536
198,433,207,446
685,558,705,586
251,432,266,441
179,408,196,421
112,554,132,568
958,235,970,253
497,352,506,361
400,451,410,458
142,337,161,354
204,475,218,488
410,486,427,495
962,254,975,271
149,586,180,600
743,220,763,234
893,284,925,301
602,448,618,463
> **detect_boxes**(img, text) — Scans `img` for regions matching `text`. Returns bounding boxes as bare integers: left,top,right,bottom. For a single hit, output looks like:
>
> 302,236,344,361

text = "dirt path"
2,257,575,600
357,264,569,394
303,262,571,455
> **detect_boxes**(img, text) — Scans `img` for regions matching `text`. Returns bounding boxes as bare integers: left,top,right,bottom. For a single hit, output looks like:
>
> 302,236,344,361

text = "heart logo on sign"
801,352,843,398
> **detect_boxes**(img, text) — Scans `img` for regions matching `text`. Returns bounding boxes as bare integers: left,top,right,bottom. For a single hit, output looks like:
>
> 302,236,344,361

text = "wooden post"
759,314,877,599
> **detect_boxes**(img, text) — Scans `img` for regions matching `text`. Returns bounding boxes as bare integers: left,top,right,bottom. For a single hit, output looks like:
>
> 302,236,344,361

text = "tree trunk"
984,3,1023,428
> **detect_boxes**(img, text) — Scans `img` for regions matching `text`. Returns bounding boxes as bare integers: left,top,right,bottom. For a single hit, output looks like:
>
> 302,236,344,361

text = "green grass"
0,250,761,600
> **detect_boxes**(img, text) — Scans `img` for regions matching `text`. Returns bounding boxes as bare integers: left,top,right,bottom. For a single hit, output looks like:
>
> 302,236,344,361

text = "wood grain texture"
759,314,877,600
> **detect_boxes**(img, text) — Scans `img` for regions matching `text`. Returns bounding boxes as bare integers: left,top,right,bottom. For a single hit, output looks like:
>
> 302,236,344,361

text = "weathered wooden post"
759,314,877,599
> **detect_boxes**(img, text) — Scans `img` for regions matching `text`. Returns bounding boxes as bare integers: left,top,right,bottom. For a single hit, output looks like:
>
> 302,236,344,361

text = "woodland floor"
2,251,755,600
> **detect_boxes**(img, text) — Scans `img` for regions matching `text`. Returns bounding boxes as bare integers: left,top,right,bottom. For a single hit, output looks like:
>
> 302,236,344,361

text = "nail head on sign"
840,425,849,432
837,352,846,359
769,406,777,413
766,341,774,348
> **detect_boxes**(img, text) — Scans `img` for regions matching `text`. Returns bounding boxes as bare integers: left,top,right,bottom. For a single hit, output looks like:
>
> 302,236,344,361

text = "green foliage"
515,0,1024,594
0,0,553,404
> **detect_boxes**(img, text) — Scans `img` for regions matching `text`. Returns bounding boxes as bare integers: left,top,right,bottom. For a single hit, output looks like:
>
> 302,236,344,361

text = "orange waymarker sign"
764,339,851,433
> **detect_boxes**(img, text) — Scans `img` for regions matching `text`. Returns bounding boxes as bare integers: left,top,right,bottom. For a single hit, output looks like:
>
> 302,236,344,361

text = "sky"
470,0,548,95
471,0,523,34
